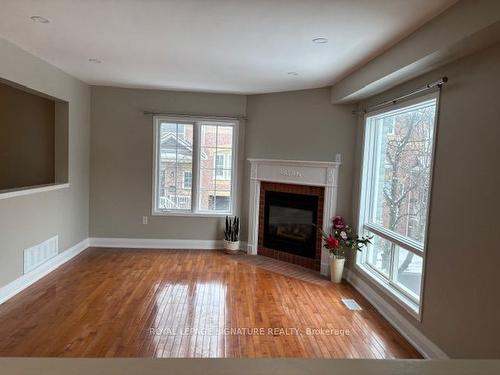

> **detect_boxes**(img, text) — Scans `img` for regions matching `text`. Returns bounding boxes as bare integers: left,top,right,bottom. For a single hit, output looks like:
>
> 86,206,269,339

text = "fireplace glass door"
263,191,318,259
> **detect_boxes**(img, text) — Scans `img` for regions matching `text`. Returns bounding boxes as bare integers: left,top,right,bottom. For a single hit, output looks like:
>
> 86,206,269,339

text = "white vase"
329,255,345,283
224,240,240,254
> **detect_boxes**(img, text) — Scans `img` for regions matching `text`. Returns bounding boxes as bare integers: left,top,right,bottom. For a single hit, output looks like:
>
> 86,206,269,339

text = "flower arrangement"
320,216,372,258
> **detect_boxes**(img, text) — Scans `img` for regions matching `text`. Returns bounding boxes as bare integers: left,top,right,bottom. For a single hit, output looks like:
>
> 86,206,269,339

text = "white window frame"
152,116,239,217
356,91,440,320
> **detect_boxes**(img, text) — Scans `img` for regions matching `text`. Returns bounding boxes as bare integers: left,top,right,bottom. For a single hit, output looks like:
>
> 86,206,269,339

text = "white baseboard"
89,237,227,250
0,238,89,306
89,238,249,251
344,268,448,359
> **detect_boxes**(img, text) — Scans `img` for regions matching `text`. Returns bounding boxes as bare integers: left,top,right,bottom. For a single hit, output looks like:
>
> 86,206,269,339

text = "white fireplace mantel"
247,157,341,276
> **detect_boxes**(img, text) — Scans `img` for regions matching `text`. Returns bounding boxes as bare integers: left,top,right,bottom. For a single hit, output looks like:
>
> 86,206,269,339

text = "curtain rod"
353,76,448,115
143,111,246,121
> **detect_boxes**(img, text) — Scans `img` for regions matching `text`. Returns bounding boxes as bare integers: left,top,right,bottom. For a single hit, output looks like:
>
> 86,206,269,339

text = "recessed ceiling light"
312,37,328,44
287,71,299,76
30,15,50,23
88,58,102,64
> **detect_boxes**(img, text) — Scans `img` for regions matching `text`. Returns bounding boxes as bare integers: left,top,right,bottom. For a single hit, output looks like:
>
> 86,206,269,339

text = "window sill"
0,183,69,200
355,263,421,321
152,210,233,218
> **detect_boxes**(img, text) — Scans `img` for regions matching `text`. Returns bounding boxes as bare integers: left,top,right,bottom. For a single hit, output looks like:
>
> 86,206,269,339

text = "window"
357,93,438,316
177,123,186,139
214,153,231,180
183,171,192,189
153,116,238,216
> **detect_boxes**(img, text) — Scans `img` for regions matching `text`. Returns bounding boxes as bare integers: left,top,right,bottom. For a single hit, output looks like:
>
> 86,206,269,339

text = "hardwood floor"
0,248,421,358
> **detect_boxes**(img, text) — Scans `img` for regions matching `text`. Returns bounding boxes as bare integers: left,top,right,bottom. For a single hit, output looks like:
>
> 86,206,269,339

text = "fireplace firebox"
263,191,318,259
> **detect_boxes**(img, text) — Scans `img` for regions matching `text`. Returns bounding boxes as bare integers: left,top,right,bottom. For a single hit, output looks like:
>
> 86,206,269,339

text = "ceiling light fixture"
287,71,299,76
30,15,50,23
312,37,328,44
88,58,102,64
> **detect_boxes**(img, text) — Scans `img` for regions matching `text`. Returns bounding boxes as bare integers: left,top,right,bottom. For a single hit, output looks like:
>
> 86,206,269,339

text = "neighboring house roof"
160,132,207,160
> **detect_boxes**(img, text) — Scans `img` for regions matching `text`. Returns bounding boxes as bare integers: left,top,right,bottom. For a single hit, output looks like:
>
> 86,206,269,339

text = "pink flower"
326,235,339,250
332,216,346,230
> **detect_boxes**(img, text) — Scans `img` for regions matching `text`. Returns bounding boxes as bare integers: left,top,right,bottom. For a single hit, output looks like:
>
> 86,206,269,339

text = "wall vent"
23,236,58,274
341,298,363,311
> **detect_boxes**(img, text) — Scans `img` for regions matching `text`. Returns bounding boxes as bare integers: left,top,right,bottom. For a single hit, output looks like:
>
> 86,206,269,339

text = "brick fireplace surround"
247,158,341,276
258,182,324,270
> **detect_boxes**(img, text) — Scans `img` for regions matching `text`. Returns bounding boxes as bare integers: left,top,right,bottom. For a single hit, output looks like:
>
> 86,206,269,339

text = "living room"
0,1,499,374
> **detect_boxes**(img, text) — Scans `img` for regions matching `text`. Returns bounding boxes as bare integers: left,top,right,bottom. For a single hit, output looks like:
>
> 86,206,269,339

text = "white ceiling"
0,0,457,94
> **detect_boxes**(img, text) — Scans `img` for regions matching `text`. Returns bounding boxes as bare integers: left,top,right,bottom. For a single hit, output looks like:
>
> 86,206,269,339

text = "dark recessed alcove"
0,78,68,192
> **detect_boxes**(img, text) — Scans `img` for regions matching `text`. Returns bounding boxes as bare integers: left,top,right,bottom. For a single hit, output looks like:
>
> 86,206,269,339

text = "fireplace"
258,182,324,270
263,191,318,259
248,158,341,276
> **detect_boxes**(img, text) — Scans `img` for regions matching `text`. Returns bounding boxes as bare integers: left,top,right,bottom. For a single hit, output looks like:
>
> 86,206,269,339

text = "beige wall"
0,38,90,288
89,86,246,240
351,42,500,358
89,86,356,242
0,81,55,190
241,88,357,239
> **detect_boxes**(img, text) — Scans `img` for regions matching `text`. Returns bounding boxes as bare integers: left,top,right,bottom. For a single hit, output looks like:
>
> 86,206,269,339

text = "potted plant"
224,216,240,254
319,216,372,283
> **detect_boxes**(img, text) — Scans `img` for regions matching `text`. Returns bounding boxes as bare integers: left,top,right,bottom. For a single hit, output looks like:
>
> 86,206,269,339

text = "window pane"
200,169,216,191
215,154,225,171
198,190,215,211
177,124,193,144
161,122,176,135
201,148,232,171
214,195,231,211
157,122,193,211
215,178,231,191
366,233,392,277
200,193,231,212
217,126,233,148
162,189,191,210
216,149,232,170
369,100,436,244
201,125,217,147
199,123,234,212
394,248,423,300
160,123,177,162
157,165,175,209
200,147,216,169
173,189,192,210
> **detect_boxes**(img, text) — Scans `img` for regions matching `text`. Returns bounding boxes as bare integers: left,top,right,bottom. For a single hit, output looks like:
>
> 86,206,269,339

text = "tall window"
153,117,238,216
357,93,438,315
